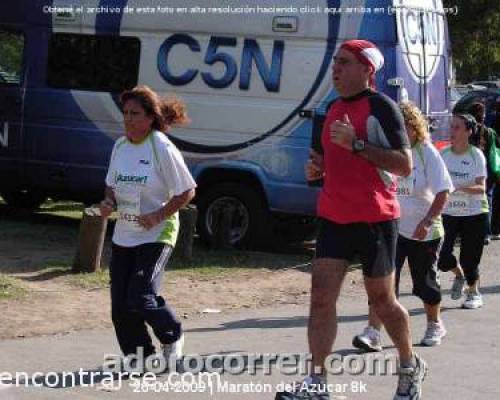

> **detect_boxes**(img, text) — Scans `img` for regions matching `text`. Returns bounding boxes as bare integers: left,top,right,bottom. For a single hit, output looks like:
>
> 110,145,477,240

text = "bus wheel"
197,183,268,248
0,190,47,210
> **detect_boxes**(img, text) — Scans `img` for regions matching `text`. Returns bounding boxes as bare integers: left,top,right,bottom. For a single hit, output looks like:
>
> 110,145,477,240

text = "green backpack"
487,129,500,178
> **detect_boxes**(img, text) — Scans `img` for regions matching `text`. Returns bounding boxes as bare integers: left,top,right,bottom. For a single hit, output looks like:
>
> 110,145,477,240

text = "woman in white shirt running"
99,85,196,367
437,114,489,310
353,102,453,351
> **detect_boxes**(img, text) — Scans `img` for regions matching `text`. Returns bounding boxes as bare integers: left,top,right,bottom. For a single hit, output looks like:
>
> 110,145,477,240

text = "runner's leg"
110,244,154,356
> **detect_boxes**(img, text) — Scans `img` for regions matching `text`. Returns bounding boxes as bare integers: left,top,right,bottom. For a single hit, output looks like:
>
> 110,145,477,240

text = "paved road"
1,243,499,399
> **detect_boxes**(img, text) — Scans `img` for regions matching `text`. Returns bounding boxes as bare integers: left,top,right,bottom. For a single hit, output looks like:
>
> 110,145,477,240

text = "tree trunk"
73,208,108,273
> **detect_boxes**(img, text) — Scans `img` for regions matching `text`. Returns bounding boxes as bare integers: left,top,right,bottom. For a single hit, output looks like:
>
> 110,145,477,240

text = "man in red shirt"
276,40,426,400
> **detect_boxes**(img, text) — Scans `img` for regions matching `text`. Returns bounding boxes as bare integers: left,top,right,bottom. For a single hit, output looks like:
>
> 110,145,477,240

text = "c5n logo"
0,122,8,148
115,174,148,185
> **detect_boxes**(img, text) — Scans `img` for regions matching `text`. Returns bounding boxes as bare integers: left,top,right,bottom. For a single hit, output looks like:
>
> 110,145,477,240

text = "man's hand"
137,209,164,230
99,198,115,219
305,150,324,181
330,114,356,151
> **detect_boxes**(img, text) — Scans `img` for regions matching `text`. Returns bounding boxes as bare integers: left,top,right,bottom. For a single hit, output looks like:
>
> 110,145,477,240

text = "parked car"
455,84,487,96
470,80,500,89
453,88,500,127
450,86,463,109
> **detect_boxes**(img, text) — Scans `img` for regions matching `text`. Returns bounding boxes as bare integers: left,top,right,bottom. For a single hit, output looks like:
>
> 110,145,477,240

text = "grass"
0,198,313,294
63,248,310,288
67,269,110,289
0,274,27,300
37,199,85,220
169,248,310,277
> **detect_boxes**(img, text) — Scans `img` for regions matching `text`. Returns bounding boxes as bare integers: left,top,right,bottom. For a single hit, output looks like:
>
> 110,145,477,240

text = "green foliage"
0,32,24,82
443,0,500,82
0,274,26,300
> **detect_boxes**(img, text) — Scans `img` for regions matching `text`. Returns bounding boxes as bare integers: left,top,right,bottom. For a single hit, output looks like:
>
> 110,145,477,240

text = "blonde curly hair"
399,101,429,144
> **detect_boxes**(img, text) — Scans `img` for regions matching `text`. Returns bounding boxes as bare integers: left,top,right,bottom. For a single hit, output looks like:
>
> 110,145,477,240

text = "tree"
443,0,500,82
0,32,23,82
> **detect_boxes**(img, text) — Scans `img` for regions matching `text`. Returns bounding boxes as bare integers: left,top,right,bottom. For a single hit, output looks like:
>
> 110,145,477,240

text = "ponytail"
159,97,190,129
120,85,190,134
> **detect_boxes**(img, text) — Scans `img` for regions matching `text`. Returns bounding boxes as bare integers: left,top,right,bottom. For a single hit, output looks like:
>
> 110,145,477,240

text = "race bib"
115,187,143,232
448,192,469,212
396,176,414,197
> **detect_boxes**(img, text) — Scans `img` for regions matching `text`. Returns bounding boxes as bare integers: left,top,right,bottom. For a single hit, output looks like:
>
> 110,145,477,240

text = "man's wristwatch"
352,138,366,154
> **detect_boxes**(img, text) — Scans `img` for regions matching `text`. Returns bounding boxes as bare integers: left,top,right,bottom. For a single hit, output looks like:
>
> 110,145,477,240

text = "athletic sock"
400,354,416,369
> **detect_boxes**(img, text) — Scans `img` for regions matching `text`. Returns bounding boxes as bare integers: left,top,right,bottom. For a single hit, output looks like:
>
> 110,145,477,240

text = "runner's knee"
368,290,394,310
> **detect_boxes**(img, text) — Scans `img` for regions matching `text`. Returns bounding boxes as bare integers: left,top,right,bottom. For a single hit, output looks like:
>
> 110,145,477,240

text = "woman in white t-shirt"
438,114,488,310
99,86,196,366
353,102,453,352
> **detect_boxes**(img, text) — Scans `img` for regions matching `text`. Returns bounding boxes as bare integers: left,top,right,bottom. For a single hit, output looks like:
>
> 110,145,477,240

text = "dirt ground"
0,204,379,340
1,204,498,343
0,252,367,340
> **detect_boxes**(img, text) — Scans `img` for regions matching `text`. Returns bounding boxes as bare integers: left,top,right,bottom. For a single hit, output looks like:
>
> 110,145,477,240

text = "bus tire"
196,183,268,248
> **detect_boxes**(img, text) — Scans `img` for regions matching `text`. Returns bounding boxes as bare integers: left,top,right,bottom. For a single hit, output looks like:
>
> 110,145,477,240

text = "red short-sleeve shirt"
318,89,410,224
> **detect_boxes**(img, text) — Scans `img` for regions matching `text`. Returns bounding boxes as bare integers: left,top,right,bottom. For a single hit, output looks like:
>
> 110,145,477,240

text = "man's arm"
305,149,325,181
358,145,412,177
330,115,412,177
358,93,412,177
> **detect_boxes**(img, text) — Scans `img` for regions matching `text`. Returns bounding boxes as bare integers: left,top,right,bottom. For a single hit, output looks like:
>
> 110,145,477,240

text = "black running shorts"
315,218,399,278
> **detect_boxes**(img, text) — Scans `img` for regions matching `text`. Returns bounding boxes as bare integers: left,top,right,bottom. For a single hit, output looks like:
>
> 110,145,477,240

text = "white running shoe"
462,291,483,309
393,353,428,400
162,333,184,362
450,276,466,300
420,321,447,346
352,326,382,352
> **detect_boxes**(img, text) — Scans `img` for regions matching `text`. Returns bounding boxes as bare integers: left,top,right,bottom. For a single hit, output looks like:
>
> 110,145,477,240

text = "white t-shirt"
397,141,454,241
441,145,488,217
105,131,196,247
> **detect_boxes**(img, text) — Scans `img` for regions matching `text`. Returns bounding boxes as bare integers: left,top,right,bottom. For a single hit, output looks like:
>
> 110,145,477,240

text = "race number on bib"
396,176,414,197
448,192,469,212
115,187,143,232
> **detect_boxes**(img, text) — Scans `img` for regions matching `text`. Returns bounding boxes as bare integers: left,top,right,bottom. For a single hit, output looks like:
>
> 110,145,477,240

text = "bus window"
47,33,140,92
0,30,24,85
